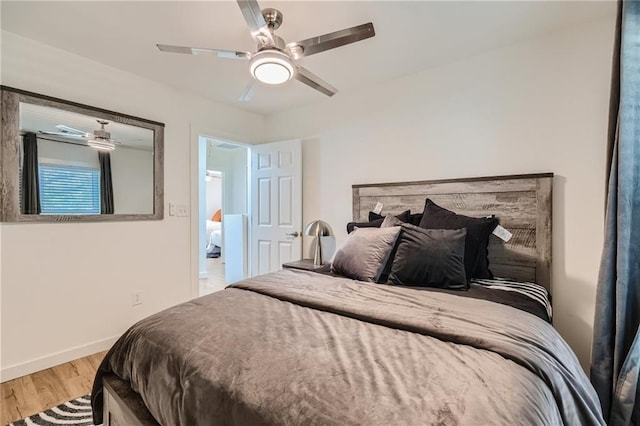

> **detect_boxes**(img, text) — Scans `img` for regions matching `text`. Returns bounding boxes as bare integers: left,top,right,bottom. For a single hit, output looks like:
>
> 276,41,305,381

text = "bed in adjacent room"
206,219,222,258
206,209,222,258
91,173,605,425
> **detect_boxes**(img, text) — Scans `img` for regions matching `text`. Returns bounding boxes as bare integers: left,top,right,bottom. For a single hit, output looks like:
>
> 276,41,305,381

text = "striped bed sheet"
471,277,552,321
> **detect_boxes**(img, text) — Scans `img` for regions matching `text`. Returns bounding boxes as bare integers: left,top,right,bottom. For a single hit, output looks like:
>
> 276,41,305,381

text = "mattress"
206,220,222,251
208,229,222,248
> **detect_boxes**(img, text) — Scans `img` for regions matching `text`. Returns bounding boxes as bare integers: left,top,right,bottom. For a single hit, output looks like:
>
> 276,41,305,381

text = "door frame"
208,169,225,262
189,125,252,300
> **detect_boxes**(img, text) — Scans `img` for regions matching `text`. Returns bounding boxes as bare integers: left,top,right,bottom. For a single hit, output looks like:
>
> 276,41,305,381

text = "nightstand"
282,259,331,273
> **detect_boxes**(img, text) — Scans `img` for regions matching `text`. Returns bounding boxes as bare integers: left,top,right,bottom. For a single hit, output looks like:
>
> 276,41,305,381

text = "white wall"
0,31,264,381
110,147,154,214
228,150,248,215
207,144,248,215
38,139,99,168
266,18,616,369
206,177,222,219
198,137,208,279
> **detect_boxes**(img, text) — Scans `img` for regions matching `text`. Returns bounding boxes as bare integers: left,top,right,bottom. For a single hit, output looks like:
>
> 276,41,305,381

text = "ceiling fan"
39,120,119,151
157,0,375,100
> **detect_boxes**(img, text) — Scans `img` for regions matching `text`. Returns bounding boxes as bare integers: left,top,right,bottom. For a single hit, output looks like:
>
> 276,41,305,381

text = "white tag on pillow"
492,225,513,242
373,202,383,215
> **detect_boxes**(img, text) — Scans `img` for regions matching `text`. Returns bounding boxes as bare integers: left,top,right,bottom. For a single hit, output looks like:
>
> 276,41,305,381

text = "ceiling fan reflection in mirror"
157,0,375,101
39,119,119,151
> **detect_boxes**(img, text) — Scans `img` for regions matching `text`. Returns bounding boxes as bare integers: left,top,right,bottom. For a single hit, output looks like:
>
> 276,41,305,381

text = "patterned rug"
8,395,93,426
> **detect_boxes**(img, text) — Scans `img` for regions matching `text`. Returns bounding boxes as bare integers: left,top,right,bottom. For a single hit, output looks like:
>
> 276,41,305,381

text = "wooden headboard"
352,173,553,292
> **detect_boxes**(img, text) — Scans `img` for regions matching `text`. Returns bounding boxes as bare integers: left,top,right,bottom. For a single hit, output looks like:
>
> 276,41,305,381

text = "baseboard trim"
0,335,118,383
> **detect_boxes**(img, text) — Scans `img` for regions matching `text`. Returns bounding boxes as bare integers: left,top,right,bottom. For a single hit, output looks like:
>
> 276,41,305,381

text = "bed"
91,173,605,425
206,220,222,257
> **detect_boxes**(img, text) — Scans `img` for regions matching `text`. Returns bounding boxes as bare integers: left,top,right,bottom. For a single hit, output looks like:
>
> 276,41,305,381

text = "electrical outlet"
169,203,176,216
131,292,143,306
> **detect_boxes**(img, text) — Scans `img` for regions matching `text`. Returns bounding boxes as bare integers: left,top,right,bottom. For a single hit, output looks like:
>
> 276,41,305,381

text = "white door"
250,139,302,276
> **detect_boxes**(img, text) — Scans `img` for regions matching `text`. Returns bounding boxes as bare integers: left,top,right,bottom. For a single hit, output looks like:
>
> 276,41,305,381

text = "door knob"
286,231,300,238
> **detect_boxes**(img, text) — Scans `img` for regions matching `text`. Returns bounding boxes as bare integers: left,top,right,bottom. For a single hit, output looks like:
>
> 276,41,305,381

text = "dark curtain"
21,132,41,214
590,1,640,425
98,152,114,214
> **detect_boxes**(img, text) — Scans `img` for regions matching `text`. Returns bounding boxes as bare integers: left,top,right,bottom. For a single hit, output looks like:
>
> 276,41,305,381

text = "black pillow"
387,224,467,290
346,218,383,234
346,210,411,234
368,210,411,223
409,213,423,226
418,199,498,280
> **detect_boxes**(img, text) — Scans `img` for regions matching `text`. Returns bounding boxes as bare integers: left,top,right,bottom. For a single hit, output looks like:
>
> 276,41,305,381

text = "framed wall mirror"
0,86,164,222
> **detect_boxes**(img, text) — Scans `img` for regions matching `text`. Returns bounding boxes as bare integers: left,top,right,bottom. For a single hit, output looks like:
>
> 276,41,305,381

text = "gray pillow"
331,227,401,282
388,224,467,289
381,214,404,227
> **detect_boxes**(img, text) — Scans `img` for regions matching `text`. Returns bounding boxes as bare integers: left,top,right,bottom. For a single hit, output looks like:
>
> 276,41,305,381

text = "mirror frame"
0,86,164,222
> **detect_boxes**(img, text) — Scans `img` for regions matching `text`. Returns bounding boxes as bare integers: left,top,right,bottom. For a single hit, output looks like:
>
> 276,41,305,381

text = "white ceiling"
21,103,153,150
1,1,615,116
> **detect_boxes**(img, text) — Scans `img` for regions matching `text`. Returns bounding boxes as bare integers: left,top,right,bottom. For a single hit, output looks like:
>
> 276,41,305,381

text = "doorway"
202,169,223,293
197,136,250,297
190,132,303,299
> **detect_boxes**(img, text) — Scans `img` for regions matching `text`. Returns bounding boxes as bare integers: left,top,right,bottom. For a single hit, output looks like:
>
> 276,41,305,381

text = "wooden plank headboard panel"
352,173,553,292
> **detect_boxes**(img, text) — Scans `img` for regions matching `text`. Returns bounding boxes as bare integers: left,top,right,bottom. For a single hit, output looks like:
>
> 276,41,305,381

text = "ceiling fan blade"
294,66,337,97
55,124,90,136
38,131,85,138
287,22,375,59
236,0,266,31
239,81,257,102
236,0,274,47
157,44,250,59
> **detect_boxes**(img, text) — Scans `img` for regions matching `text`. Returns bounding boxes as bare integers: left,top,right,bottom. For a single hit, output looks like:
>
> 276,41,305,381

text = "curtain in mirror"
21,132,41,214
99,152,114,214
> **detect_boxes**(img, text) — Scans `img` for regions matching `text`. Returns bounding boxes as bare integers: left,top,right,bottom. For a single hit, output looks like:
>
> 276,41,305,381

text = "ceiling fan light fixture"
87,120,115,151
249,50,294,85
87,139,116,151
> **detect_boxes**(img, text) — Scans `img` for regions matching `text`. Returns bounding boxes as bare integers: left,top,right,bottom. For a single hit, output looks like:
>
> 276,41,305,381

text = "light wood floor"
1,351,106,424
200,256,228,296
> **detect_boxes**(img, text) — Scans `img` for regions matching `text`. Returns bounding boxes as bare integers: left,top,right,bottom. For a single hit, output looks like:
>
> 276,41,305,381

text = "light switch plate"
169,203,176,216
176,204,189,217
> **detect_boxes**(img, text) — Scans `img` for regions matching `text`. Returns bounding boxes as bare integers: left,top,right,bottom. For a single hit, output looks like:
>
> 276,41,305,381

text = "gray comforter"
92,270,604,425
